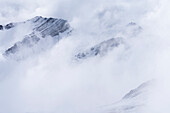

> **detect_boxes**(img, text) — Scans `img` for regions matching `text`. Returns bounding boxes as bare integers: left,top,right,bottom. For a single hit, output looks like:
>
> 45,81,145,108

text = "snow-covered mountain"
75,22,142,60
75,37,123,59
1,16,71,60
0,16,154,113
100,80,154,113
0,16,142,61
1,0,170,112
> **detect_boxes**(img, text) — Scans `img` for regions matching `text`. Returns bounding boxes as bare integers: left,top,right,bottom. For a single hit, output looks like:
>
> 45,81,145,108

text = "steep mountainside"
75,22,142,60
101,80,154,113
0,16,156,113
75,37,123,59
1,16,71,60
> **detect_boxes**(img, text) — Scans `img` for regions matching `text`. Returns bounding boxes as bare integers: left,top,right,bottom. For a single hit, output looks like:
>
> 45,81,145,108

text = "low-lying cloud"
0,0,170,113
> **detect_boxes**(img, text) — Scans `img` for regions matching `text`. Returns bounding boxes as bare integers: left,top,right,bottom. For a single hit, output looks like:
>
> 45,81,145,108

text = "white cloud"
0,0,170,113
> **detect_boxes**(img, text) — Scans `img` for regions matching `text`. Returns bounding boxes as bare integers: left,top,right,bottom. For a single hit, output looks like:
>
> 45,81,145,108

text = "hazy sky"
0,0,159,23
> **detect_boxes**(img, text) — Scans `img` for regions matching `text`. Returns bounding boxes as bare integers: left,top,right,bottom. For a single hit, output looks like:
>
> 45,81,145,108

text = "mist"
0,0,170,113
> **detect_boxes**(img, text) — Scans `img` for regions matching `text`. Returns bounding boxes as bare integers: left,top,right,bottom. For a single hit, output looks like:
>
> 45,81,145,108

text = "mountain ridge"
1,16,71,60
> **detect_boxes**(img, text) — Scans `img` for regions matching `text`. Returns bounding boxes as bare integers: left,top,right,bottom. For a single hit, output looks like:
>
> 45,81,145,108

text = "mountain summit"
1,16,71,60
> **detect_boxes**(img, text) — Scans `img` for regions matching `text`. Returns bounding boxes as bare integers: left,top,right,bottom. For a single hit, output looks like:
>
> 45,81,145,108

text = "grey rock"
3,16,71,59
75,37,123,59
0,25,3,30
4,23,15,30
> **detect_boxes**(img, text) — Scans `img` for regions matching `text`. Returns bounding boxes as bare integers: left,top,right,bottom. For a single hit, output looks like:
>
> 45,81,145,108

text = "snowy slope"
75,22,142,60
1,16,71,60
0,17,141,61
0,16,153,113
100,80,154,113
75,37,123,59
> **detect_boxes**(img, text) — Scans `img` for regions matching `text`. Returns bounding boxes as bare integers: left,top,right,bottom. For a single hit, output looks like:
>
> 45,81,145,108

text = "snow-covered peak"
2,16,71,60
75,37,123,59
75,22,142,60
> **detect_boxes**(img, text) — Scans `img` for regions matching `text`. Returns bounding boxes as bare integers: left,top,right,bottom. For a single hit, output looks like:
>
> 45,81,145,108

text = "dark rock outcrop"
75,37,123,59
4,23,15,30
75,22,142,60
3,16,71,59
0,25,3,30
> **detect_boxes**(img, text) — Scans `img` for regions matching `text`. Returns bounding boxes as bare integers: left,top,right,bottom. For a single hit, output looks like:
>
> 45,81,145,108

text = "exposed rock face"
4,23,15,30
32,16,70,37
0,25,3,30
2,16,71,59
5,34,40,56
75,22,142,60
75,37,123,59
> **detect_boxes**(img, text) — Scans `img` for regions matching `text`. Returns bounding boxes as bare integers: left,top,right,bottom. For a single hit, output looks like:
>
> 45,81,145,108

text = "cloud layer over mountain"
0,0,170,113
